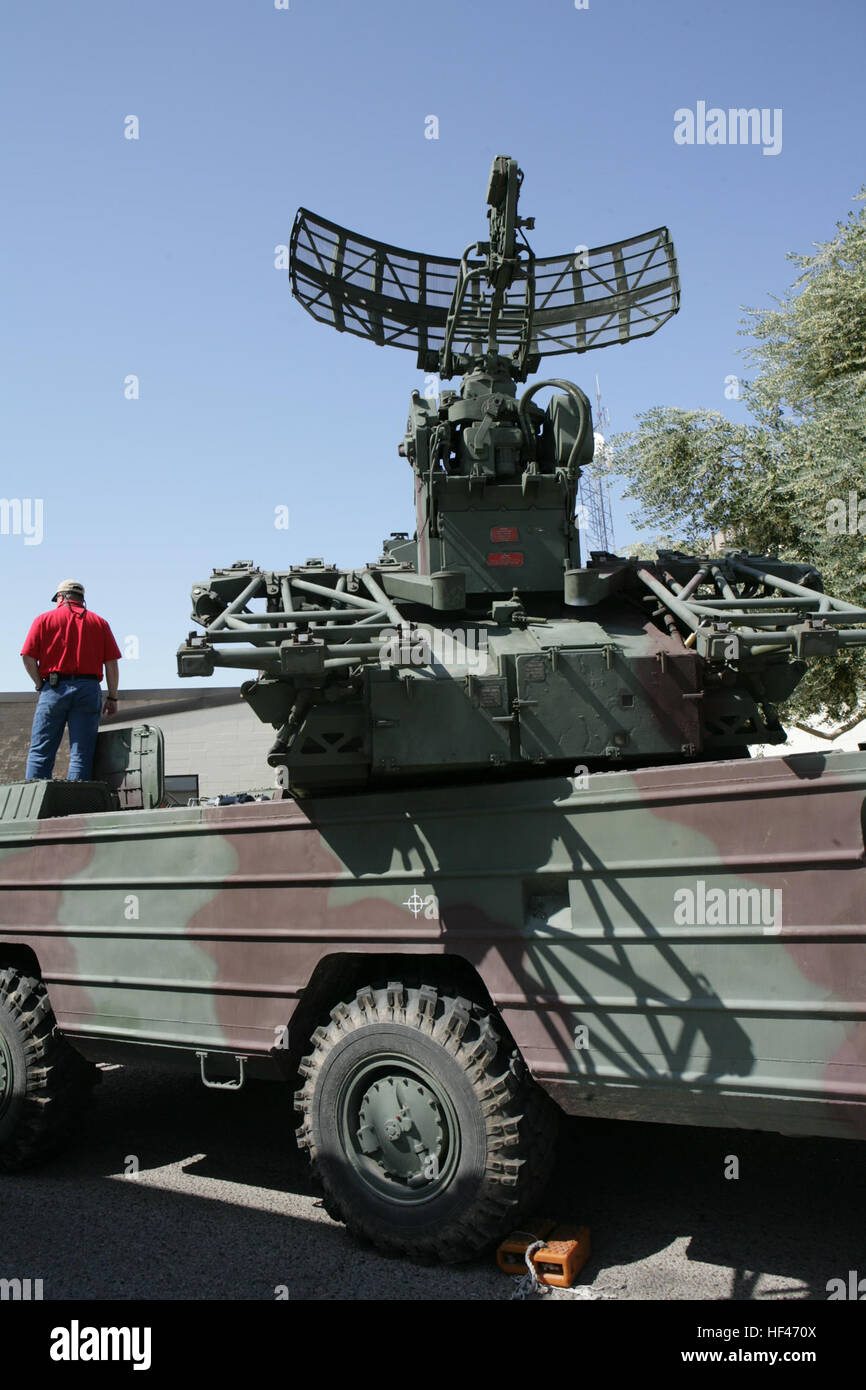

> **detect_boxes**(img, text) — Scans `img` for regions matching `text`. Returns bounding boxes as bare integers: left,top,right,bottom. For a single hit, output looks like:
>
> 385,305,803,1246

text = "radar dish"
290,208,679,375
533,228,679,355
290,209,460,369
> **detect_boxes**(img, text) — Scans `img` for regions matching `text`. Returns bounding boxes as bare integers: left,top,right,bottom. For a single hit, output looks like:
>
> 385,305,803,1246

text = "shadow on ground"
0,1063,861,1300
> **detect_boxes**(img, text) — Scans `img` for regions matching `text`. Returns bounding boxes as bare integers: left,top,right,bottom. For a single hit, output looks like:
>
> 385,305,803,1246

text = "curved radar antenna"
289,156,680,383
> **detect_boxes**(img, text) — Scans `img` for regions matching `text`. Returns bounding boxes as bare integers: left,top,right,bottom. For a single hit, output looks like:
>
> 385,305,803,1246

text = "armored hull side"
0,750,863,1141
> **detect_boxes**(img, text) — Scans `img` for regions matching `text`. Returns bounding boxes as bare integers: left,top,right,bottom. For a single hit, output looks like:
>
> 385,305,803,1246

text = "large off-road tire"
294,981,558,1262
0,968,97,1171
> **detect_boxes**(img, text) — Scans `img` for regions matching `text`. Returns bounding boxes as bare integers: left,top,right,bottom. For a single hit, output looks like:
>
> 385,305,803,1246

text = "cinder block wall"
0,688,274,796
0,697,44,783
154,701,275,797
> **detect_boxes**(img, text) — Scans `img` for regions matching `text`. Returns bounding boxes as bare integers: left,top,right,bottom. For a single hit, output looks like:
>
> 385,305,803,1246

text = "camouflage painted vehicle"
1,744,865,1260
1,161,865,1262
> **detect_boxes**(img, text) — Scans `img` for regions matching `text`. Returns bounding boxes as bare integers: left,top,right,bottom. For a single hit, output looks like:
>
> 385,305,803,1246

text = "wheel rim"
0,1029,14,1123
337,1053,461,1205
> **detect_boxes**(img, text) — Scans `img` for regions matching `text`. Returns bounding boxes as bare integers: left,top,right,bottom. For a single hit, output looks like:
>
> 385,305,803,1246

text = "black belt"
44,672,99,680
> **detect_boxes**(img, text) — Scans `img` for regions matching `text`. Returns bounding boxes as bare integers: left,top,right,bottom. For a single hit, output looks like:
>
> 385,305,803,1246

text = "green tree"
609,192,866,732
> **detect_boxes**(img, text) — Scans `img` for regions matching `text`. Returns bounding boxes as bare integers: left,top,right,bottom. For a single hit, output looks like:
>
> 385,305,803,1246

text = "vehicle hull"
1,751,864,1140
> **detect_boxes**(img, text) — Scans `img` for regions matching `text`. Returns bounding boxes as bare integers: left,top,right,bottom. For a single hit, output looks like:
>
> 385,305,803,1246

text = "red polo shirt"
21,602,122,681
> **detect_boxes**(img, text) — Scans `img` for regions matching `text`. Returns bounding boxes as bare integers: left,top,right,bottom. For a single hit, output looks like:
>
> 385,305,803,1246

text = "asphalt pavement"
1,1062,862,1301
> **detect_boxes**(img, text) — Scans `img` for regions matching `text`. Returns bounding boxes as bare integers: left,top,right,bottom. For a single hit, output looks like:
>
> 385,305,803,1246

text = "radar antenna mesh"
290,208,679,377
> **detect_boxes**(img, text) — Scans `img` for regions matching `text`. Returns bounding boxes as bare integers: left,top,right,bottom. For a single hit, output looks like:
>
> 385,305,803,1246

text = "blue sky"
1,0,864,690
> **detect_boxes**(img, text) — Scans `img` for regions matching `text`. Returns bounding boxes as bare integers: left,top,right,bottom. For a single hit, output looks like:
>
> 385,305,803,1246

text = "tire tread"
294,979,558,1262
0,968,97,1171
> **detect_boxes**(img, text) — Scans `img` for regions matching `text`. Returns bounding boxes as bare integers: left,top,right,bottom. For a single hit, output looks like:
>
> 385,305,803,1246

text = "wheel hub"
356,1075,444,1186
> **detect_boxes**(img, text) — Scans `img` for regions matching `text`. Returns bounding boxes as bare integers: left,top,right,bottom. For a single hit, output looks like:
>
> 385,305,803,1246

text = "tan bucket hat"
52,579,86,601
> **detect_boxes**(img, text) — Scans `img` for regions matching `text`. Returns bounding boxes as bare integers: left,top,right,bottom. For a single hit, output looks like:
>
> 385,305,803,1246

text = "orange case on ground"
496,1219,557,1275
531,1225,591,1287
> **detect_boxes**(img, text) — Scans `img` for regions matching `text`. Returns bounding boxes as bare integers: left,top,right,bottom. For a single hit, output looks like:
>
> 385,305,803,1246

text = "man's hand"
22,655,42,691
102,696,118,720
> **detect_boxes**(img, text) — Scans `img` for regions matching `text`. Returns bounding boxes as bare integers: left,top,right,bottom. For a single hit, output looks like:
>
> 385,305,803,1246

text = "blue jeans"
25,679,103,781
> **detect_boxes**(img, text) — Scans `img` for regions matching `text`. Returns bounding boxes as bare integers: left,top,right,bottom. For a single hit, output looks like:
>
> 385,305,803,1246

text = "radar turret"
177,159,866,794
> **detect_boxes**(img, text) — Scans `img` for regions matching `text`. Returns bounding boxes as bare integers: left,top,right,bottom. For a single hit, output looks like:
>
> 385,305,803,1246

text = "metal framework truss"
182,568,410,677
641,554,866,660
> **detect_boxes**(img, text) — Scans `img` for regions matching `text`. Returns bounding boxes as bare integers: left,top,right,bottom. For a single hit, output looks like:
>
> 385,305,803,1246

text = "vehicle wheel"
294,981,558,1261
0,968,97,1171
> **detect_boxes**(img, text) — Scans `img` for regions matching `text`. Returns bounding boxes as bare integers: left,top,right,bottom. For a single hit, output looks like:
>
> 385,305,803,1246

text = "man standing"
21,580,122,781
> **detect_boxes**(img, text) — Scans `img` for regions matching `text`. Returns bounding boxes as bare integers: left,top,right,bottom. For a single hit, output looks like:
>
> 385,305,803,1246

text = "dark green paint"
177,159,866,796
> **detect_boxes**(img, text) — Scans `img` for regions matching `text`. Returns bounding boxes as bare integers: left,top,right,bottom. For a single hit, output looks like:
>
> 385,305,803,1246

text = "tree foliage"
609,192,866,727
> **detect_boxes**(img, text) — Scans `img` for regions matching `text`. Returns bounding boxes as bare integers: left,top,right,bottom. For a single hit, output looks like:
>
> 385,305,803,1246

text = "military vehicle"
1,160,865,1264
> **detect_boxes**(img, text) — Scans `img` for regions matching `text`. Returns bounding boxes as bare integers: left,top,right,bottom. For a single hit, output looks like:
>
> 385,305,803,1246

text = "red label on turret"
490,526,518,542
487,553,523,566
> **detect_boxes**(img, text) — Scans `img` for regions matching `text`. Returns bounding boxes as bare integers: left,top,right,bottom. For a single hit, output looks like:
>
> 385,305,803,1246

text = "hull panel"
1,751,864,1140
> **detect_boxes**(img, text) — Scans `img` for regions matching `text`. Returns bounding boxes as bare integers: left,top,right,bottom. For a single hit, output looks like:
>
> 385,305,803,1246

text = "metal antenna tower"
579,375,616,553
